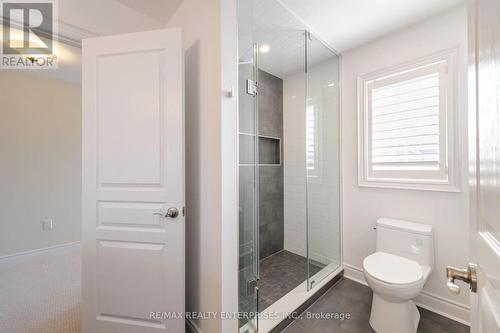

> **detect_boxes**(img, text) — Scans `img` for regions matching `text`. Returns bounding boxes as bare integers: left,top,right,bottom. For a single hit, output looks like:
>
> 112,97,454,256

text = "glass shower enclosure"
238,1,341,331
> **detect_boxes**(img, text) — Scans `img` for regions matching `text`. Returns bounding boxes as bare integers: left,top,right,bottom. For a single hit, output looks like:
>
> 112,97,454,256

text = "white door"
81,28,185,333
469,0,500,331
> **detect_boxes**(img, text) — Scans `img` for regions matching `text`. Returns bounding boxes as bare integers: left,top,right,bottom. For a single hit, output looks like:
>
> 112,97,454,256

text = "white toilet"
363,218,434,333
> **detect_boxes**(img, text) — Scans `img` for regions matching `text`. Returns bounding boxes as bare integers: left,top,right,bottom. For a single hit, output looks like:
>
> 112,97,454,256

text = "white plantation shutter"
358,51,459,191
306,99,318,176
371,70,441,170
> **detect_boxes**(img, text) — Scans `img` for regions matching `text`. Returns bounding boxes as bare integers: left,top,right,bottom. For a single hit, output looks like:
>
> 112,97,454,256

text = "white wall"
0,71,81,257
342,6,471,323
59,0,163,36
165,1,226,332
283,57,341,266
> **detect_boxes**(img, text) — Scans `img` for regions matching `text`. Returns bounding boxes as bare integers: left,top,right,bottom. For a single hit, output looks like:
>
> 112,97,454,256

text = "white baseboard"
343,263,471,326
415,291,471,326
186,318,204,333
0,241,81,261
343,263,367,285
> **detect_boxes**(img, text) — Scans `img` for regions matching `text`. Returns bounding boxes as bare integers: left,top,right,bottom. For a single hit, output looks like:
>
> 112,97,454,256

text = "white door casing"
469,0,500,332
82,29,185,333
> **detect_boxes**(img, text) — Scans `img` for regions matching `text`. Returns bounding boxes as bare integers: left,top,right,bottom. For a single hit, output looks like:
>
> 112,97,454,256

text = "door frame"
220,0,240,332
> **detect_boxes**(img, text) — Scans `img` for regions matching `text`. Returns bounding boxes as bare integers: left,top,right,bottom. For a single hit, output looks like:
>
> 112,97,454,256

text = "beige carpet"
0,244,81,333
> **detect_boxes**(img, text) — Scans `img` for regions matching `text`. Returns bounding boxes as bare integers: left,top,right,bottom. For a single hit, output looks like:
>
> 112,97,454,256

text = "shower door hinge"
246,278,259,297
246,79,257,96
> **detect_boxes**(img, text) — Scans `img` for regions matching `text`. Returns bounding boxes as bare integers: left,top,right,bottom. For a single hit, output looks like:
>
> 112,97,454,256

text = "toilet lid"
363,252,423,285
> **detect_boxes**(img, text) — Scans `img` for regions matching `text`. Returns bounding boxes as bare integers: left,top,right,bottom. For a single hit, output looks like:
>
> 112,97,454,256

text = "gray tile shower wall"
238,63,256,272
259,70,284,138
259,167,284,258
258,70,284,259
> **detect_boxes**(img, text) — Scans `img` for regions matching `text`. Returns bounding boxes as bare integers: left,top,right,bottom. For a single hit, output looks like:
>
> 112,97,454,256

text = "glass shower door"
238,0,259,328
237,0,342,328
305,32,342,289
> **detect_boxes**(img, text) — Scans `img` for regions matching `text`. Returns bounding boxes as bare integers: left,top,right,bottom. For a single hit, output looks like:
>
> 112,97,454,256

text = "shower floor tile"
259,250,324,311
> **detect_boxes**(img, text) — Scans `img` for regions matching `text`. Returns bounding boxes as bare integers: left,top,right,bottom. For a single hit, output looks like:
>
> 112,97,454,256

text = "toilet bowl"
363,252,431,333
363,218,434,333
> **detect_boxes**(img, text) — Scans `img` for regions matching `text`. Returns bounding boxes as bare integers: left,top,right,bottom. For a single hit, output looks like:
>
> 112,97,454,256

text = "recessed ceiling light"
259,45,270,53
328,83,335,87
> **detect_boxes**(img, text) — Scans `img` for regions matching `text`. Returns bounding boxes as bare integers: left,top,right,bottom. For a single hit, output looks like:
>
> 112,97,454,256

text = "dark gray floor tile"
282,319,314,333
282,278,470,333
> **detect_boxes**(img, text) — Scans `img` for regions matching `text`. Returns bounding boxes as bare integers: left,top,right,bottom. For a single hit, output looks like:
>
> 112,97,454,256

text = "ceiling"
239,0,466,78
279,0,466,52
244,0,307,78
239,0,338,79
113,0,183,23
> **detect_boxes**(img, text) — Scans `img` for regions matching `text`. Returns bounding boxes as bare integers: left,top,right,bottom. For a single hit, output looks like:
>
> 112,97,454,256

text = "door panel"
97,202,165,228
82,29,184,333
97,51,163,185
476,234,500,332
472,0,500,331
97,241,166,317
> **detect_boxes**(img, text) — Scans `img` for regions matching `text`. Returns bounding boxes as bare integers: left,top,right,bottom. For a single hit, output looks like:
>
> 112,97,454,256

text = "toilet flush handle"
446,263,478,295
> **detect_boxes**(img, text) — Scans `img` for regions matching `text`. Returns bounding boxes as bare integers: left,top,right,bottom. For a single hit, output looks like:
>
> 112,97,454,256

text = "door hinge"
246,278,259,297
246,79,257,96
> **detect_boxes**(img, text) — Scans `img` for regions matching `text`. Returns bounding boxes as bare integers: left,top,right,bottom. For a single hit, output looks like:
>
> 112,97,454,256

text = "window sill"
358,179,461,193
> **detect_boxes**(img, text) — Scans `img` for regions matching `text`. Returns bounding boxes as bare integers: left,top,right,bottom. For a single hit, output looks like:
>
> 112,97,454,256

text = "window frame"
357,48,461,192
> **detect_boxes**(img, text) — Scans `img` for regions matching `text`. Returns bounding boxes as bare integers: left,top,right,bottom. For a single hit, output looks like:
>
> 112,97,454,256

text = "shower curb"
270,269,345,333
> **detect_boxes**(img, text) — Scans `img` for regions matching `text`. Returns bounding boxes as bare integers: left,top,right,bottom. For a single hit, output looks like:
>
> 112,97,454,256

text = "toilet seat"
363,252,423,285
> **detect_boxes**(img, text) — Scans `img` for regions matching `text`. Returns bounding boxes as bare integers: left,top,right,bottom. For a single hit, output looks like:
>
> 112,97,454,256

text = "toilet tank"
376,217,434,269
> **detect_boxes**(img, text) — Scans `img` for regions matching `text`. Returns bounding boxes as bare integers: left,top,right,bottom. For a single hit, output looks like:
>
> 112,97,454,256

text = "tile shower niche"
259,136,281,165
239,134,281,166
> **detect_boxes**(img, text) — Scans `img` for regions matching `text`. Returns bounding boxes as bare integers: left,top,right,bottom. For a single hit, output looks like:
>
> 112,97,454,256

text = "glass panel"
252,8,306,314
238,0,342,326
256,29,305,311
305,32,342,289
239,0,308,319
238,0,258,331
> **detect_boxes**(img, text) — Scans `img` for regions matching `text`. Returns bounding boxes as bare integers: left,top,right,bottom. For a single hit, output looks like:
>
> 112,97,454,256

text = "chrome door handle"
153,207,179,218
165,207,179,218
446,263,477,294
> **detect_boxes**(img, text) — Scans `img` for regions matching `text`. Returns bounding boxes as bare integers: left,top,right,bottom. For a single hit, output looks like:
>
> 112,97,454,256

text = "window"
306,97,321,178
358,49,460,191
